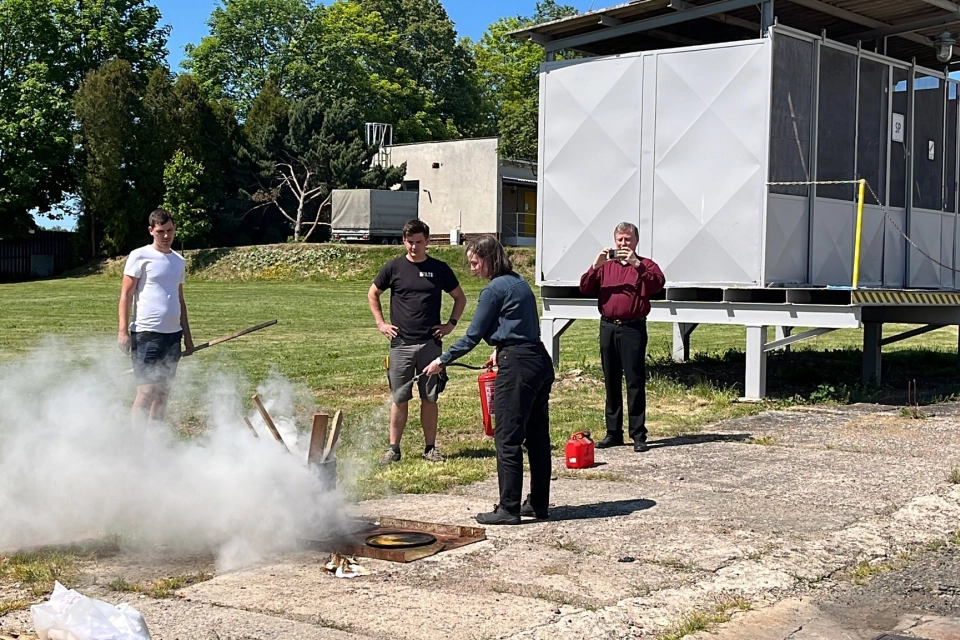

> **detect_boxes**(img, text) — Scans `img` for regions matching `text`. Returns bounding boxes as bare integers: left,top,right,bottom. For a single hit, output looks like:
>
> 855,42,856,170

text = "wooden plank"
308,413,329,465
322,410,344,461
251,393,285,445
242,415,259,438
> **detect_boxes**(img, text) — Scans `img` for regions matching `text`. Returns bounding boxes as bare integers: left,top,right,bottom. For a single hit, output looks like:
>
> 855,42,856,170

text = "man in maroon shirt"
580,222,665,452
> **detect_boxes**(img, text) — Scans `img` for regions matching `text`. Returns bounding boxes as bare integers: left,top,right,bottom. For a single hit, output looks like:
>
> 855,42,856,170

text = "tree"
183,0,313,117
250,96,405,242
354,0,488,140
0,0,168,239
185,0,490,142
73,59,143,255
474,1,578,159
162,150,211,248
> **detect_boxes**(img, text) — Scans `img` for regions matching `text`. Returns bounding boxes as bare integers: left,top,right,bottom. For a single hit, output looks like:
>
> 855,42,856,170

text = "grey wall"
536,40,771,287
386,138,500,235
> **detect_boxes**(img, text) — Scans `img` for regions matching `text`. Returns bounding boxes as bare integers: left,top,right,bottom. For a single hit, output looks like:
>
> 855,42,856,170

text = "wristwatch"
449,318,459,326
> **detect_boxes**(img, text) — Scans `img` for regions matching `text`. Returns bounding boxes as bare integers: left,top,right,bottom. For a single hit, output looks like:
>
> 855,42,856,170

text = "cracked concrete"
4,402,960,639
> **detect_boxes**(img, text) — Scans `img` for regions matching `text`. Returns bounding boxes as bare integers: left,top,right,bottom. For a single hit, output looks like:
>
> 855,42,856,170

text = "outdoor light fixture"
934,31,956,63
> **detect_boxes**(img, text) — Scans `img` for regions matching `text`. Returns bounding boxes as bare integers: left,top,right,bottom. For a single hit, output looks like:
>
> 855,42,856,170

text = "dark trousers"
493,343,555,515
600,319,648,443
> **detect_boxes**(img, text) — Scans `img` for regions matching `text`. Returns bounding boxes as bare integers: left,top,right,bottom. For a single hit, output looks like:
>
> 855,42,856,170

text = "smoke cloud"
0,339,348,571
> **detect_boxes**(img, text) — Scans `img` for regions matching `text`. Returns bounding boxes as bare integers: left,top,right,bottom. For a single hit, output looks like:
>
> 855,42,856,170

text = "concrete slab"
4,403,960,639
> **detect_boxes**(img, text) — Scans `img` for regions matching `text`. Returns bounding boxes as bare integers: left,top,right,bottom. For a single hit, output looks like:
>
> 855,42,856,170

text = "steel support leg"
862,322,882,384
761,0,775,35
744,325,768,400
672,322,698,363
775,326,792,354
540,318,574,369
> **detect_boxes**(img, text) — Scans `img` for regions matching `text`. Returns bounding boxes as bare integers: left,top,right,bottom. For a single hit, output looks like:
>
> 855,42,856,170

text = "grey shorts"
388,340,442,403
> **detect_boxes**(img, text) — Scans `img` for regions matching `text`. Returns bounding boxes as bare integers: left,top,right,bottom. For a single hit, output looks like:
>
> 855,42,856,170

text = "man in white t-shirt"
118,209,194,427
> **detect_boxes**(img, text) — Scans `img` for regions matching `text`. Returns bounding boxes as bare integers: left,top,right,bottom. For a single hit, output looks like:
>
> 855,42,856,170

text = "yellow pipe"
852,179,866,290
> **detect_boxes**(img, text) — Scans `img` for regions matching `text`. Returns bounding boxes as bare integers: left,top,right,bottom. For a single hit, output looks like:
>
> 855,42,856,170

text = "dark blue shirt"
440,272,540,364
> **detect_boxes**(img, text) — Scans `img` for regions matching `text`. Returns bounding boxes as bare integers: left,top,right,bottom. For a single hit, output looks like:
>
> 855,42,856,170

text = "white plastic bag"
31,581,151,640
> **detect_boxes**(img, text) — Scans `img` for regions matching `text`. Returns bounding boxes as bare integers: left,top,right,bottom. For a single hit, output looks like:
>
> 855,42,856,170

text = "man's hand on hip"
432,323,454,339
378,322,399,338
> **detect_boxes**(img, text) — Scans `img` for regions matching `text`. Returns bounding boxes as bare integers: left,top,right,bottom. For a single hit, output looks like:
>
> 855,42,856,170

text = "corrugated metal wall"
0,230,74,281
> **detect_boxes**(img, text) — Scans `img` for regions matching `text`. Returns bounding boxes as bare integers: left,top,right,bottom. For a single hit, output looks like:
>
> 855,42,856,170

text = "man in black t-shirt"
368,219,467,465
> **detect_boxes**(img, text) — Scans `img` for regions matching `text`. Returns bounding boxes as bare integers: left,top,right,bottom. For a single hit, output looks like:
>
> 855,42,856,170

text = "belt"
602,317,645,325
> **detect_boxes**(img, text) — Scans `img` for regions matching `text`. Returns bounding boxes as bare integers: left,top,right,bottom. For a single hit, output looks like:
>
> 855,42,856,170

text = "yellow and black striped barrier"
852,290,960,306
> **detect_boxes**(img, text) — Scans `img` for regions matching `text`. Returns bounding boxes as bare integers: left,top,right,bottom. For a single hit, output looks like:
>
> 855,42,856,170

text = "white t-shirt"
123,245,186,334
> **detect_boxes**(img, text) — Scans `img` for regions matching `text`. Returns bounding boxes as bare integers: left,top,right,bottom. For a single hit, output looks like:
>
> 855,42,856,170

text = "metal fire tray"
301,517,486,563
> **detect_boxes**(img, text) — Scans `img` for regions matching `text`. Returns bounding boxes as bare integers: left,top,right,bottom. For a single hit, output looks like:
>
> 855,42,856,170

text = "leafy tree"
355,0,488,140
73,59,144,255
0,0,168,239
183,0,313,117
186,0,490,142
250,96,405,241
475,1,577,159
162,150,211,248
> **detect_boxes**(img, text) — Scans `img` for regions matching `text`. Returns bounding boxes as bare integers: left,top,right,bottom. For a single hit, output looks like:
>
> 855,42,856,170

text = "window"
770,34,814,197
890,68,909,208
816,45,857,201
912,72,944,211
947,82,958,212
401,180,420,193
856,58,888,204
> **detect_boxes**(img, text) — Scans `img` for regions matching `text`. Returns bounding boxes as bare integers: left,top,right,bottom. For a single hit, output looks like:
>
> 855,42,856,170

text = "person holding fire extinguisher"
580,222,665,453
423,235,554,525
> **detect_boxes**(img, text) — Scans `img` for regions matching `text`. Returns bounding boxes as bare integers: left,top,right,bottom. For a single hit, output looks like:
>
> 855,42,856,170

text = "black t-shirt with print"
374,255,459,344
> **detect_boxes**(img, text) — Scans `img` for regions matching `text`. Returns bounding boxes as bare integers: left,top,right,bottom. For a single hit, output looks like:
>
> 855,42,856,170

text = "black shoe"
475,504,521,525
633,440,649,452
596,433,626,449
519,495,549,520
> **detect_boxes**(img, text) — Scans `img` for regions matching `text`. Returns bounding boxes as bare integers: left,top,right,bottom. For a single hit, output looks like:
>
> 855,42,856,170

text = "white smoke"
0,339,348,571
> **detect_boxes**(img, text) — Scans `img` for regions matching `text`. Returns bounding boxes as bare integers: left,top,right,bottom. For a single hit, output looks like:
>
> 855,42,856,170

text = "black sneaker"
519,495,549,520
633,440,649,453
596,433,626,448
475,504,520,525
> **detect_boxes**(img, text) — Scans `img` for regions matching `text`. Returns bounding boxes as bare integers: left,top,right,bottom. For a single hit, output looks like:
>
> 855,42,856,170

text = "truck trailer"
330,189,418,244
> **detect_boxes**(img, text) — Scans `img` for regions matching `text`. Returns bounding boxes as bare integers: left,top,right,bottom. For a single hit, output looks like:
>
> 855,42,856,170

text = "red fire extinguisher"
478,367,497,436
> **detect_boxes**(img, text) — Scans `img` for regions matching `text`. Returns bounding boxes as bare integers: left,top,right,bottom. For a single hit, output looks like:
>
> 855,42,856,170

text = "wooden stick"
242,416,259,438
118,320,279,376
251,394,285,445
186,319,278,356
322,410,344,461
307,413,329,465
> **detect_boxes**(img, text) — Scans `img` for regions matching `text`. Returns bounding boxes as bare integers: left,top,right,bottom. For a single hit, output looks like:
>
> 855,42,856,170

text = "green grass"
0,538,122,613
659,597,752,640
107,571,213,598
2,245,960,501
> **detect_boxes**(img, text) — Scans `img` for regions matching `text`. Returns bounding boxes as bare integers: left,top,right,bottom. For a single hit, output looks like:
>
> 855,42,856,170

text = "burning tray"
301,517,486,563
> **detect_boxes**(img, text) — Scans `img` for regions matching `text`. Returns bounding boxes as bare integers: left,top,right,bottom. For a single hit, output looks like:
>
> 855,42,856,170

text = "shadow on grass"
454,447,496,460
646,347,960,406
548,498,656,522
648,433,753,449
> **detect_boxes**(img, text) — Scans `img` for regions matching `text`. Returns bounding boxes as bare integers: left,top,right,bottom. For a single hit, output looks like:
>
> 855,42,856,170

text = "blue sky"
156,0,615,70
39,0,610,229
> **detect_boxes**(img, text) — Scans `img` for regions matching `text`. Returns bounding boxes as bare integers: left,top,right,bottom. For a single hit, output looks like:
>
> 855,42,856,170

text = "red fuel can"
478,368,497,436
565,431,595,469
